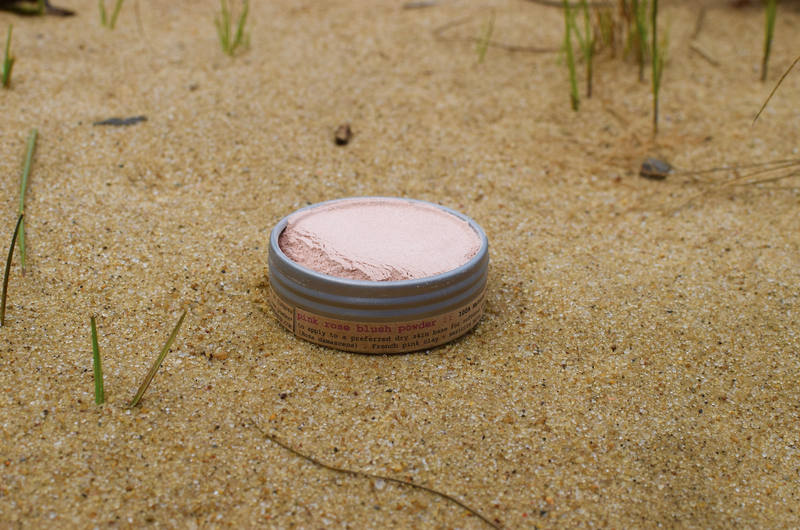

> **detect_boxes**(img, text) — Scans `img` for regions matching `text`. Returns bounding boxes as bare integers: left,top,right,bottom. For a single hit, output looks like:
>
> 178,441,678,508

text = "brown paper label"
269,287,295,332
269,285,486,354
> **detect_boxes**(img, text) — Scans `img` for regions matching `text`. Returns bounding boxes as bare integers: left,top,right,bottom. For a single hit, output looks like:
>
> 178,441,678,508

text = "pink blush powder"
278,198,480,281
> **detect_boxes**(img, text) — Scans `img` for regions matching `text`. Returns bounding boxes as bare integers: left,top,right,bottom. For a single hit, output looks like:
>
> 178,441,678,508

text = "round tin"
268,197,489,354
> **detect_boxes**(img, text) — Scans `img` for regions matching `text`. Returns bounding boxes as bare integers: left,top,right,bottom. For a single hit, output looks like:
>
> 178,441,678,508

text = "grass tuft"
596,5,615,51
761,0,777,82
2,24,14,88
215,0,250,57
560,0,598,109
91,317,105,405
1,215,23,327
99,0,125,29
19,128,37,277
129,310,187,408
109,0,124,30
475,8,495,64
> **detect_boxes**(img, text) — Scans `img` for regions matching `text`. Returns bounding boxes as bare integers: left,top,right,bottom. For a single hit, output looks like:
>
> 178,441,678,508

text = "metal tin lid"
268,198,489,322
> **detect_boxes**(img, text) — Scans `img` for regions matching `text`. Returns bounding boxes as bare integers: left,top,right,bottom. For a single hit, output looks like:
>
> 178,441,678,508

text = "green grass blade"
220,0,231,55
651,0,658,133
233,0,249,52
17,217,25,277
598,8,613,49
217,0,250,56
475,8,494,64
562,0,579,111
225,2,231,53
1,215,23,327
91,316,105,405
99,0,107,26
571,5,586,52
129,310,187,408
3,24,14,88
633,0,648,83
581,0,591,48
3,58,11,89
109,0,124,30
761,0,777,82
19,128,37,277
578,0,595,98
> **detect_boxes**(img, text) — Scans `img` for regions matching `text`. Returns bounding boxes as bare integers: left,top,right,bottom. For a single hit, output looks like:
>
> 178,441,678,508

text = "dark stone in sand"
640,157,672,180
0,0,74,16
93,116,148,127
335,123,352,146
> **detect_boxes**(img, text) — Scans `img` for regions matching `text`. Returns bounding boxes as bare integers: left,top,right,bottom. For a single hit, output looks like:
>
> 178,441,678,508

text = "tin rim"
269,197,489,294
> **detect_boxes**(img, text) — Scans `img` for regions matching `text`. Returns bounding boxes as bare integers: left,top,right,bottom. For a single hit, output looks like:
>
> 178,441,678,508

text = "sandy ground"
0,0,799,528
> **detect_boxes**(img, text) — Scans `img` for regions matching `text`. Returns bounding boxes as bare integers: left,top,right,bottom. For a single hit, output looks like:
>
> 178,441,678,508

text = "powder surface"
279,199,480,281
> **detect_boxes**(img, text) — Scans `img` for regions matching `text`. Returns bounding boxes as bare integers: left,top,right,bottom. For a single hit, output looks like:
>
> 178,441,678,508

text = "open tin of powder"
268,197,489,353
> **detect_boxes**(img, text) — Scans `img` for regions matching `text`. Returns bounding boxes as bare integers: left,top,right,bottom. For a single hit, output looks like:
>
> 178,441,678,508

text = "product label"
269,285,486,354
269,288,296,332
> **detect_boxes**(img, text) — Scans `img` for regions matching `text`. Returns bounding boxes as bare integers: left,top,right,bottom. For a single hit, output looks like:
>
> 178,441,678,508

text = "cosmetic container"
268,198,489,353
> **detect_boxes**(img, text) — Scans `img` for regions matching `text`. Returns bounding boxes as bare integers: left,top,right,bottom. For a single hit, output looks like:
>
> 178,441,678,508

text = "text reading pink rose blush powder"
278,198,480,281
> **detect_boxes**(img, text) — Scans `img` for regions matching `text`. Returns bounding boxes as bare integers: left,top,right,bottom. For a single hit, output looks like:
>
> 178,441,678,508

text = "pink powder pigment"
278,198,480,281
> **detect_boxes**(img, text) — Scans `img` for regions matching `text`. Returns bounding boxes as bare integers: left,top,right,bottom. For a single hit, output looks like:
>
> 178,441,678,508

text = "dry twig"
523,0,611,7
754,54,800,125
1,214,23,326
434,15,557,54
691,6,706,40
689,41,719,67
247,416,501,530
403,0,461,9
667,159,800,215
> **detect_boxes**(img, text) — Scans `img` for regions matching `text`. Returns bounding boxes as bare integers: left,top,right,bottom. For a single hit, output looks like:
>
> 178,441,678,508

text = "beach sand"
1,0,799,528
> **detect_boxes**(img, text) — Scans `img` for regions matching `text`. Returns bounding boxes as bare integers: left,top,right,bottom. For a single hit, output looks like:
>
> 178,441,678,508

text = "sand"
0,0,799,528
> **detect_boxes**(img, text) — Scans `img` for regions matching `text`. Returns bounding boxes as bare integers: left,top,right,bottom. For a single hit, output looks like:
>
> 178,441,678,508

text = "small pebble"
640,157,672,180
335,123,352,145
93,116,148,127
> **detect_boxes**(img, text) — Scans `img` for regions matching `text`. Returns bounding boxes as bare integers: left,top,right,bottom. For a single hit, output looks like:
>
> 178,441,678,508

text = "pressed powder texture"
278,198,480,281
